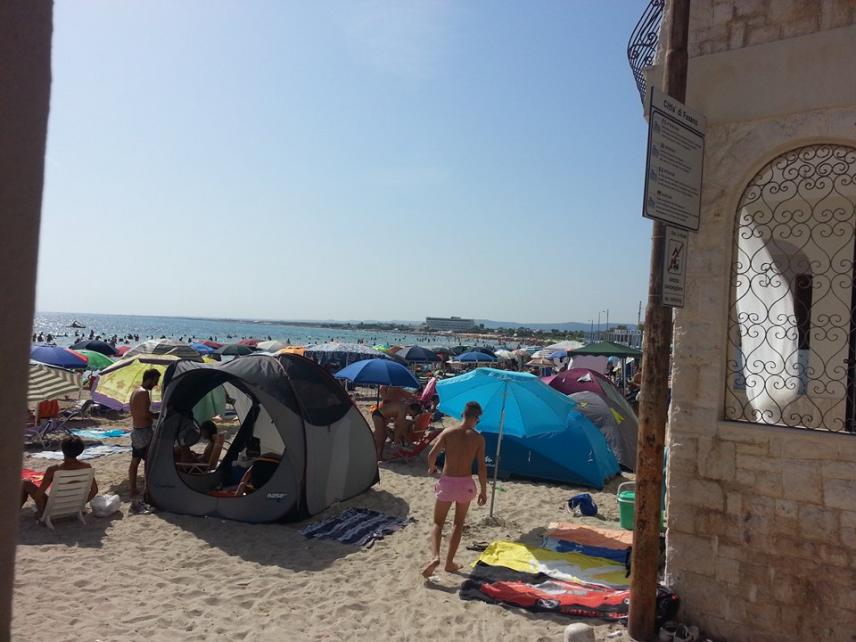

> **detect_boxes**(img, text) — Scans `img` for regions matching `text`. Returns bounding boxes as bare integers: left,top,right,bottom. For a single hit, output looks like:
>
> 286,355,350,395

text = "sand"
13,403,635,642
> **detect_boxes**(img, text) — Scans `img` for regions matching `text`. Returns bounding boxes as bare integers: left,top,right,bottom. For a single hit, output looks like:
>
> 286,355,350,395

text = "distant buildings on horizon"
424,316,477,332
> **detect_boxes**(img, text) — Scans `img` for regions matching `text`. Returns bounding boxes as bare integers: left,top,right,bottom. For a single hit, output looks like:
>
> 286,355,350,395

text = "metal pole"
488,380,508,518
628,0,689,640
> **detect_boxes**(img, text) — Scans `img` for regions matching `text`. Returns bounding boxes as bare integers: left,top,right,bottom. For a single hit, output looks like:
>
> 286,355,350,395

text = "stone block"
767,0,812,23
671,533,717,577
686,479,725,510
736,441,768,456
822,461,856,480
775,498,798,519
717,423,771,446
718,542,748,561
736,468,756,487
817,543,850,568
782,15,820,38
823,478,856,510
820,0,854,29
736,0,768,17
841,527,856,550
841,510,856,528
781,438,841,460
726,491,742,515
752,470,783,498
715,556,740,584
699,438,736,480
798,504,840,542
744,495,775,518
736,452,779,473
746,23,781,45
712,1,733,25
782,463,822,503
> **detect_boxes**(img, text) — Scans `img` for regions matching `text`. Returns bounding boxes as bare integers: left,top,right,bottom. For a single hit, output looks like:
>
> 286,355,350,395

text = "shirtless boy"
128,368,160,507
422,401,487,577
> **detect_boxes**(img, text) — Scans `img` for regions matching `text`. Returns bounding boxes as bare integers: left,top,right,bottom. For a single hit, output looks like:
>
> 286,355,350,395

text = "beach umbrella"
544,340,585,352
190,342,215,355
304,342,390,366
450,346,470,355
526,357,555,367
512,348,532,358
257,340,288,352
335,359,420,389
28,361,81,403
495,349,516,360
457,351,497,363
437,368,584,516
276,346,305,356
373,343,391,352
429,346,454,356
201,340,224,349
238,338,260,347
548,350,568,360
75,349,114,371
116,345,132,355
124,339,202,361
31,345,88,369
397,346,440,363
420,377,438,404
93,354,180,411
69,339,118,356
216,344,256,356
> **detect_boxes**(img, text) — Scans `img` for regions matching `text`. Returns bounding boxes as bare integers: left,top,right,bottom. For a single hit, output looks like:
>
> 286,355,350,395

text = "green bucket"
617,482,665,531
617,483,636,530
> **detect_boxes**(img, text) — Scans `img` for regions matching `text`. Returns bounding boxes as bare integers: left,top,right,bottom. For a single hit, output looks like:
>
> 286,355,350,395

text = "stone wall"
687,0,856,57
665,105,856,641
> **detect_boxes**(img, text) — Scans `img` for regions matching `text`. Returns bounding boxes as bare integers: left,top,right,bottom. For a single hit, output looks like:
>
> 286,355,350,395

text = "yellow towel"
477,541,629,588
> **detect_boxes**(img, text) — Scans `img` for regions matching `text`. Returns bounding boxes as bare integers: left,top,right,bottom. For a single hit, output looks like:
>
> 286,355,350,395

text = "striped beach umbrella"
28,361,81,403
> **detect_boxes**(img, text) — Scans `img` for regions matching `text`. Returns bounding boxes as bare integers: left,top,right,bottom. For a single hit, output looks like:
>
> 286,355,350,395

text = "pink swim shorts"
435,475,477,503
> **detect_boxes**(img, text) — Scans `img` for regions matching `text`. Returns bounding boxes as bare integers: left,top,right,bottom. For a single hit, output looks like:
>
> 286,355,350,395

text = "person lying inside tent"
371,400,424,458
21,435,98,515
235,452,282,495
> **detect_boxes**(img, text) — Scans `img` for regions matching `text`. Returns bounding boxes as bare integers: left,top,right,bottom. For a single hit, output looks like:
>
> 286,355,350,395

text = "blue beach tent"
437,369,618,513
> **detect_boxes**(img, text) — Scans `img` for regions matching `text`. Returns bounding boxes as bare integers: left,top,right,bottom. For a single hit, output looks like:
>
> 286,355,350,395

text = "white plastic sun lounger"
39,468,94,530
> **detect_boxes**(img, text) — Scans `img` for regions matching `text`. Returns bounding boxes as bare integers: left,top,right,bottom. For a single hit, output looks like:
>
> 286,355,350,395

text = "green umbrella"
76,349,115,371
373,343,391,352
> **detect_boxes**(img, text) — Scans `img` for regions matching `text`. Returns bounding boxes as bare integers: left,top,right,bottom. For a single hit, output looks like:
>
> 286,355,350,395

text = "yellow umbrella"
93,354,180,411
276,346,305,356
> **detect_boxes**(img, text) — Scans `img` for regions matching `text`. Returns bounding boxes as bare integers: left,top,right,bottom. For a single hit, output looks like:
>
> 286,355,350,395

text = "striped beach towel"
299,508,413,548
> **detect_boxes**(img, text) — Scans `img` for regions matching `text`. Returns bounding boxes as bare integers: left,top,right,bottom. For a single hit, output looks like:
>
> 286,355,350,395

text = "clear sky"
37,1,652,325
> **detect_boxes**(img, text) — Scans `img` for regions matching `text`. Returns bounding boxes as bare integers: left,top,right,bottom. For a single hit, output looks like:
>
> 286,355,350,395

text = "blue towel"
299,508,413,548
71,428,129,439
540,536,628,563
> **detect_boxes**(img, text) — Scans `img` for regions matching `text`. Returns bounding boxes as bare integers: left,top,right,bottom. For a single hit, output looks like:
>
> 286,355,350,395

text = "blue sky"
38,1,651,324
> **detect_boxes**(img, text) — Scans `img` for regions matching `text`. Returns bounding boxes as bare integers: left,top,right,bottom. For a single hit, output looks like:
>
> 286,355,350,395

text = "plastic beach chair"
38,468,94,530
384,422,441,463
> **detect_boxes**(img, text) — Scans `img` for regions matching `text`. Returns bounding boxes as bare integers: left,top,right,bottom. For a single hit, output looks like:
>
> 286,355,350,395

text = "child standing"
422,401,487,577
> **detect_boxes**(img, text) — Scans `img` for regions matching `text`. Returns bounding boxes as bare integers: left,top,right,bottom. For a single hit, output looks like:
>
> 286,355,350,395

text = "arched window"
725,144,856,432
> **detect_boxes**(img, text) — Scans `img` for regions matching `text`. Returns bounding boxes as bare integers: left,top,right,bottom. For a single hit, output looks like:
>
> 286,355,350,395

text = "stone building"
631,1,856,641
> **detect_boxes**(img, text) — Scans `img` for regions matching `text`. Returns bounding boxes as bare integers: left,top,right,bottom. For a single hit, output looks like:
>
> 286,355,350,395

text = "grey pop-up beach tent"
147,354,378,523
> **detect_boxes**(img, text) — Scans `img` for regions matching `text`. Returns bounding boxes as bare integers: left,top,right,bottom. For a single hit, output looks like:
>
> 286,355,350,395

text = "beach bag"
568,493,598,517
90,494,121,517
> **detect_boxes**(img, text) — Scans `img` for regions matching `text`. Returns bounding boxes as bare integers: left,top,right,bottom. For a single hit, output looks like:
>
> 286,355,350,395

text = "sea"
32,312,478,349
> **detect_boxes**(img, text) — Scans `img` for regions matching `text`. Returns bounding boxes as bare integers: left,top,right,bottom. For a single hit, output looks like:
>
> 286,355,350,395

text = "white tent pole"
489,379,509,518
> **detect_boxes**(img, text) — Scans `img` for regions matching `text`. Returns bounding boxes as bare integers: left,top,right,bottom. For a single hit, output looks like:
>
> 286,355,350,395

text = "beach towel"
299,508,413,548
476,541,629,588
71,428,129,439
460,562,630,619
546,523,633,549
460,562,679,624
21,469,45,484
32,445,131,460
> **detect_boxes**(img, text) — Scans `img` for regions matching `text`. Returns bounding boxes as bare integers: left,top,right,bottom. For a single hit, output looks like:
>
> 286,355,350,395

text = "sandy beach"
14,402,635,642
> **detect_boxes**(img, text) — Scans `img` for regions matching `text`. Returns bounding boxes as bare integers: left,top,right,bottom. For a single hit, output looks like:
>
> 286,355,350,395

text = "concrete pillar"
0,1,53,638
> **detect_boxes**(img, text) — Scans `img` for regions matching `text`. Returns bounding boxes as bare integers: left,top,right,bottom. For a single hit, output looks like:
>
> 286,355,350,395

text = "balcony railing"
627,0,665,104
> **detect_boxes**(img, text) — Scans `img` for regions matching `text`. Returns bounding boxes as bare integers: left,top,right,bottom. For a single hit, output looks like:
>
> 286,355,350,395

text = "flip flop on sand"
466,541,489,551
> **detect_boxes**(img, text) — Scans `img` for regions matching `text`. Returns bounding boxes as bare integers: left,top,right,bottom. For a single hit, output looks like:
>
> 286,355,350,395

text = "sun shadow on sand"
17,510,123,548
155,488,411,572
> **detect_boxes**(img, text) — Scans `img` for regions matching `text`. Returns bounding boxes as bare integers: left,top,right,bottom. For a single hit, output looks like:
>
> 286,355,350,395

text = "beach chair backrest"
40,468,94,529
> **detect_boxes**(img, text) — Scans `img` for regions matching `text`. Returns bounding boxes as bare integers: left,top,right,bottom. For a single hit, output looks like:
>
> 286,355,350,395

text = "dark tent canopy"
147,354,378,523
570,341,642,358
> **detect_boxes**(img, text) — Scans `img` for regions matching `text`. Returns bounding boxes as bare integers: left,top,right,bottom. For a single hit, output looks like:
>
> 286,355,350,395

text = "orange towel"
546,522,633,549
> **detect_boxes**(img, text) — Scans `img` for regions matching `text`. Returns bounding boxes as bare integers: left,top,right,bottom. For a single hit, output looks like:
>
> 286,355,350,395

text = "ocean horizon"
31,311,492,349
